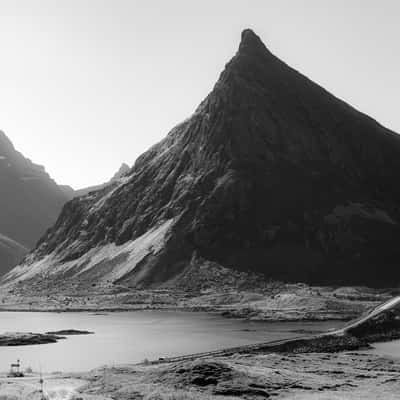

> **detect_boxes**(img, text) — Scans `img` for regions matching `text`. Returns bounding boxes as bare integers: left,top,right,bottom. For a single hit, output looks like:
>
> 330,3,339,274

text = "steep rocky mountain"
74,163,130,197
5,29,400,289
0,131,73,274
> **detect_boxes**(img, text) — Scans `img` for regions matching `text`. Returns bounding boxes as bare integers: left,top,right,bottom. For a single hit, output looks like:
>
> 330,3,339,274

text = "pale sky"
0,0,399,189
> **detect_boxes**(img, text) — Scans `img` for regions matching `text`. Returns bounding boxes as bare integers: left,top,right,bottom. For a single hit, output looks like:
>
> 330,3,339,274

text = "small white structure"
8,359,24,377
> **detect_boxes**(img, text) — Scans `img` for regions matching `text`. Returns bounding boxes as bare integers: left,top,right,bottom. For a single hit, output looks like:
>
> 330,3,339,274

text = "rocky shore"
45,329,94,336
0,329,93,346
0,332,64,346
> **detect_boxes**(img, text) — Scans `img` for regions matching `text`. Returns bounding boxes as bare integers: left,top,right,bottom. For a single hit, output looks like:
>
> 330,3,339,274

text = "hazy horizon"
1,0,399,189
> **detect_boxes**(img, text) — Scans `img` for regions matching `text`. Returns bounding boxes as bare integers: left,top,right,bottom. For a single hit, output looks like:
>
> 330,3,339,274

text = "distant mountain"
0,233,28,274
59,184,76,198
0,131,73,274
74,163,130,197
5,29,400,290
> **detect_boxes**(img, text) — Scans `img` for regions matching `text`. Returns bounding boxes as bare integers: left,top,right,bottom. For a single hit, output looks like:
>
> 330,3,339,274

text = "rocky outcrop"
0,332,64,346
74,162,130,197
5,29,400,289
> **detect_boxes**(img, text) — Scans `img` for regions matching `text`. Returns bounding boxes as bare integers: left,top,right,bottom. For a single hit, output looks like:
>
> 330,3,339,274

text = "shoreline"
0,293,398,349
0,295,396,353
0,305,355,323
142,333,370,366
0,282,392,326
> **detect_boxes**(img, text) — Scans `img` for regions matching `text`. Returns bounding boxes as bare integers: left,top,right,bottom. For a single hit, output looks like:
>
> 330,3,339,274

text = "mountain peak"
7,29,400,291
112,163,130,180
238,29,268,56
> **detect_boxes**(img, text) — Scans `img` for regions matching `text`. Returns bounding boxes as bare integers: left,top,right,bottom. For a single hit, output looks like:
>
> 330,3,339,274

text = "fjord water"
366,340,400,359
0,311,342,372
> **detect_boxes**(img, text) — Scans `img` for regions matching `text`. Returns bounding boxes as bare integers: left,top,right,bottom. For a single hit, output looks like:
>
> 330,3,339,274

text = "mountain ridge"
4,29,400,289
0,130,75,274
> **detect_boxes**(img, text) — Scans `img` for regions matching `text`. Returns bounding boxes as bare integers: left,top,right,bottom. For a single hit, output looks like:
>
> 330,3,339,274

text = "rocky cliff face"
0,131,72,274
5,30,400,288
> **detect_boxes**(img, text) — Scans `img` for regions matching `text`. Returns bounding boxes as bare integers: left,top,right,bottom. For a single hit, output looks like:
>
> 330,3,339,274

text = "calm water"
367,340,400,359
0,311,342,372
